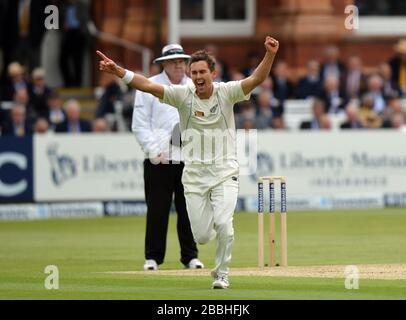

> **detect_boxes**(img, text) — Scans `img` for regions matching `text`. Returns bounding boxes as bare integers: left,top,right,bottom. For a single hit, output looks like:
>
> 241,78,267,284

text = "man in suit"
295,60,322,99
272,61,294,102
1,0,48,75
1,103,33,136
344,56,367,99
300,99,327,130
320,46,346,86
59,0,90,87
55,99,91,133
318,75,349,114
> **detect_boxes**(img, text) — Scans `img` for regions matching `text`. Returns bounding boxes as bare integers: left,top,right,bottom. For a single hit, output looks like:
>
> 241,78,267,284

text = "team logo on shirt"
210,104,219,114
194,111,205,117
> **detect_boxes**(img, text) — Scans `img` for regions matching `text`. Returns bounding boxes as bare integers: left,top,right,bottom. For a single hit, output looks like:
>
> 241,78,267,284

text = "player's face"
190,60,216,98
163,59,187,84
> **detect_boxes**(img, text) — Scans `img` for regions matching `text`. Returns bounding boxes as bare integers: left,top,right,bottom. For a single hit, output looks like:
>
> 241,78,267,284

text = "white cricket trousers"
182,161,239,276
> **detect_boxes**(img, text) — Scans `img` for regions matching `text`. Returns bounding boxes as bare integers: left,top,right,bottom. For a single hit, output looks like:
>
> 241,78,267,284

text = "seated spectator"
379,63,402,99
47,91,66,130
365,74,387,114
390,113,406,130
320,45,346,85
95,78,123,118
235,100,258,129
345,56,367,99
320,114,332,130
295,60,322,99
255,91,273,129
300,99,327,130
272,61,294,101
318,75,348,114
13,88,36,123
340,103,364,129
1,104,33,137
28,68,51,118
55,99,91,133
381,98,406,128
34,118,51,134
1,62,28,101
358,94,383,129
243,52,261,77
92,118,110,133
271,116,285,130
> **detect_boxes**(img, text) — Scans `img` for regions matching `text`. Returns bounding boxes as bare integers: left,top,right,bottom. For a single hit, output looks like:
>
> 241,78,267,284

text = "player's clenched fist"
265,37,279,55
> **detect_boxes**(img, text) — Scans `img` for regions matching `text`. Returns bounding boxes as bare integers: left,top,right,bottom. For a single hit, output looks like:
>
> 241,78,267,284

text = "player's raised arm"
96,50,165,100
241,36,279,95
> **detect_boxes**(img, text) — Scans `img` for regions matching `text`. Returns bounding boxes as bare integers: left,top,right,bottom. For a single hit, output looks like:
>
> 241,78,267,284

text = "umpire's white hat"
153,44,191,63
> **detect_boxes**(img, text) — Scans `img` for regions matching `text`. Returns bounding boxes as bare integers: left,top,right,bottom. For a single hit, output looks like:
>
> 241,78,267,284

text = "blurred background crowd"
1,0,406,137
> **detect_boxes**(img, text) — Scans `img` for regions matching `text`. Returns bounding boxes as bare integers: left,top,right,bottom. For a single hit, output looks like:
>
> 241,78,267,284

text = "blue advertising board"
0,137,34,202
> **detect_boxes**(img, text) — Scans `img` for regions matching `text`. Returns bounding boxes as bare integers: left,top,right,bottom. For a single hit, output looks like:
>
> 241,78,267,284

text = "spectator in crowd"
318,75,348,114
255,90,273,129
381,97,406,128
300,99,327,130
59,0,90,87
1,62,28,101
365,74,387,114
319,114,332,130
271,116,285,130
13,87,35,123
0,0,47,80
388,39,406,95
1,104,33,136
271,61,294,102
340,103,364,129
379,63,402,98
235,100,258,129
28,68,52,118
33,117,50,134
261,76,284,117
320,45,346,85
295,59,322,99
46,91,66,130
345,56,367,99
390,113,406,130
95,77,123,118
55,99,92,133
243,52,261,77
92,117,110,133
358,94,383,129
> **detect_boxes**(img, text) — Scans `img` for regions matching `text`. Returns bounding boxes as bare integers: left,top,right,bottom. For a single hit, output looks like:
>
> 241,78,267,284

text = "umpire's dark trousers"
144,160,198,266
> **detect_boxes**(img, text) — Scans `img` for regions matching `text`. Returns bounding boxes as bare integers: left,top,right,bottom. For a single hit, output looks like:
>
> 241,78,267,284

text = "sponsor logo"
47,144,77,186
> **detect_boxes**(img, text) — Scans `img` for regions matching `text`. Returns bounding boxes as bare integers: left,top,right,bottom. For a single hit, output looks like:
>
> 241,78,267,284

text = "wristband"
122,70,135,84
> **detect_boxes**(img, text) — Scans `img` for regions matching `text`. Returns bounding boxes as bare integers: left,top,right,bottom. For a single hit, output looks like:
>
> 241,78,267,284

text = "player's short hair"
189,50,216,72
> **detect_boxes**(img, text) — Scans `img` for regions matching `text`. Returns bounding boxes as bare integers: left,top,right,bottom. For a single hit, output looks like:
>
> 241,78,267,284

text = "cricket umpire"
132,44,204,271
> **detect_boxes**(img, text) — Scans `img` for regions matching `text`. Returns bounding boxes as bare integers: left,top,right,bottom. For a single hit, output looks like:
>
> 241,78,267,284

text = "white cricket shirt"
161,81,251,165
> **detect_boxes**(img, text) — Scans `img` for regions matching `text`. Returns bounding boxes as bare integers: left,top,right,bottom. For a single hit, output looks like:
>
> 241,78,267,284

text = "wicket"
258,176,288,268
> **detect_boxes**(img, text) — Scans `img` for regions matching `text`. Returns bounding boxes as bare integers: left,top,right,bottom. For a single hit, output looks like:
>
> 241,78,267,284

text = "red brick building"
92,0,405,83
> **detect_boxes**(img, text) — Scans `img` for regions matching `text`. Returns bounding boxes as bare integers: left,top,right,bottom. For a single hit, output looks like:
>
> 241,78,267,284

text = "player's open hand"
265,37,279,55
96,50,120,76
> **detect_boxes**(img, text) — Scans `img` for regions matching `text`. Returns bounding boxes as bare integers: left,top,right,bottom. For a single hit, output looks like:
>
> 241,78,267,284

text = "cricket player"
97,36,279,289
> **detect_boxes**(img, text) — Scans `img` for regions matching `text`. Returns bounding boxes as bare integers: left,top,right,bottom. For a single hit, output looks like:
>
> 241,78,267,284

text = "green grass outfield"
0,208,405,300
